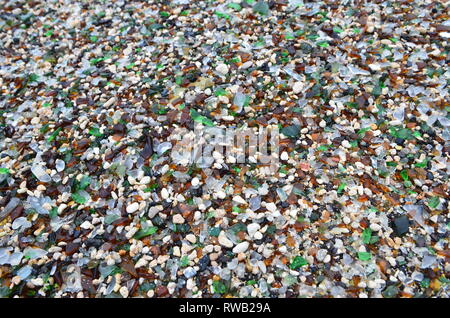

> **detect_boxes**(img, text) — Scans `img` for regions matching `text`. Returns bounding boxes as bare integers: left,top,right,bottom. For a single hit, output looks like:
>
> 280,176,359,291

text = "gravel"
0,0,448,299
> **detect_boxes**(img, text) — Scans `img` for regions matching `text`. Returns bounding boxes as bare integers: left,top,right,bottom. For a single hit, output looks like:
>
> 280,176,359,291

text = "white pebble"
186,234,196,244
172,214,185,224
232,195,247,205
80,221,93,230
265,202,277,213
342,140,351,148
253,231,263,240
140,176,151,184
293,82,303,94
126,202,139,214
161,188,169,200
191,177,199,187
247,223,261,237
218,232,233,248
370,223,381,232
232,242,249,254
119,286,129,298
216,63,229,75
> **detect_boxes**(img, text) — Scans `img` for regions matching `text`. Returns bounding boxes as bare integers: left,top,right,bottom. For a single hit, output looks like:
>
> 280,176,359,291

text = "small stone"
216,63,229,75
183,267,197,278
119,286,129,298
342,140,351,148
265,202,277,213
191,177,199,186
104,97,116,108
370,223,381,232
186,234,196,244
172,214,185,224
316,249,328,261
126,202,139,214
161,188,169,200
80,221,93,230
218,232,233,248
55,159,65,172
368,64,382,71
253,232,263,240
247,223,260,237
232,242,249,254
293,82,303,94
232,195,247,205
140,176,151,184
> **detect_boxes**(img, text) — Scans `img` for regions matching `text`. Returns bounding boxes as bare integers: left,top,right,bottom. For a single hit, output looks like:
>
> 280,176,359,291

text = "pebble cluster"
0,0,449,298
